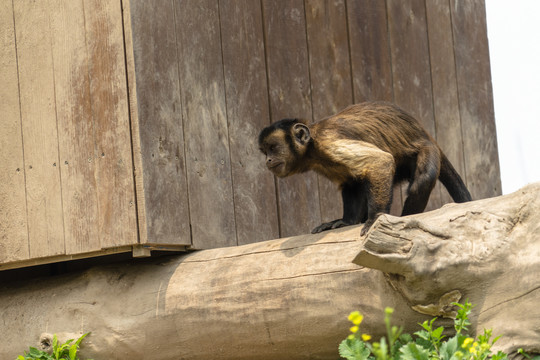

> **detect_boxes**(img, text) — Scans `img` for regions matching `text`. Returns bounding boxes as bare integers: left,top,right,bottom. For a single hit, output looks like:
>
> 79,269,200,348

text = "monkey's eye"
269,145,276,152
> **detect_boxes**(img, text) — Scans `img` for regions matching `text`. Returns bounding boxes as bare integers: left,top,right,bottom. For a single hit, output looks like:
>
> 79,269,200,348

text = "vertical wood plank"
425,0,467,204
347,0,394,102
387,0,443,211
450,0,501,199
262,0,321,237
346,0,402,215
219,0,280,245
121,0,149,246
126,0,191,246
83,0,138,251
0,0,29,263
49,0,100,254
305,0,353,223
174,0,237,248
13,0,65,258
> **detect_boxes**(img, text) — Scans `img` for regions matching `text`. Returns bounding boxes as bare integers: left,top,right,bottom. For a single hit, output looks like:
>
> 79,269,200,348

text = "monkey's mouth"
267,162,286,176
267,162,283,171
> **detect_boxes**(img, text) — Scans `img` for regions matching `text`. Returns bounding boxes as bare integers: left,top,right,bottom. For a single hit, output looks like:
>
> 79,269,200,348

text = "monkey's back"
311,101,436,160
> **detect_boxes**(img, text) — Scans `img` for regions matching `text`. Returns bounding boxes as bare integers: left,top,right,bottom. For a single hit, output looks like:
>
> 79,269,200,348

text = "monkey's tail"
438,153,472,203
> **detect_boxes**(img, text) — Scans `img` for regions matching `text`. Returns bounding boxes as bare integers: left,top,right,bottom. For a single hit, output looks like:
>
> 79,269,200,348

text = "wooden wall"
0,0,138,266
0,0,501,268
127,0,501,249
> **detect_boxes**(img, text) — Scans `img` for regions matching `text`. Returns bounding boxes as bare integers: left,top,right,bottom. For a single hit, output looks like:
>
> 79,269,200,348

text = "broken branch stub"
354,182,540,354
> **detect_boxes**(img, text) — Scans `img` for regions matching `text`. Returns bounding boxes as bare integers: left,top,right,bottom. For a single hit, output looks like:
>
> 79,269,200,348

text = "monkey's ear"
293,123,311,145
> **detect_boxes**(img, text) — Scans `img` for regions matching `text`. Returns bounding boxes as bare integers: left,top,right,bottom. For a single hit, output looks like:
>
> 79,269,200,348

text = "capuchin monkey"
258,101,472,236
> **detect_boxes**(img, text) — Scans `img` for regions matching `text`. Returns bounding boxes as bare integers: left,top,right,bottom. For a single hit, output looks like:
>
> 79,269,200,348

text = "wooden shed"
0,0,500,270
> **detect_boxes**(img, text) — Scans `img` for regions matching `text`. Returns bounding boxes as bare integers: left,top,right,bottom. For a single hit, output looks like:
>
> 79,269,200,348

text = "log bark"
1,183,539,359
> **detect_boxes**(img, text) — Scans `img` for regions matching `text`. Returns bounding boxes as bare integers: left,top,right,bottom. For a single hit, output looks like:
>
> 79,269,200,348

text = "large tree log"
1,183,539,359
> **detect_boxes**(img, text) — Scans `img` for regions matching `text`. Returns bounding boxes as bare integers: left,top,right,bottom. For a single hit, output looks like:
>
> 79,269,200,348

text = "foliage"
339,301,539,360
16,333,91,360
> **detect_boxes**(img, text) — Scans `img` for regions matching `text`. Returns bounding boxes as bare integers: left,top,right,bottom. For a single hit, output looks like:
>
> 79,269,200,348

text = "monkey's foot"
311,219,351,234
360,219,375,236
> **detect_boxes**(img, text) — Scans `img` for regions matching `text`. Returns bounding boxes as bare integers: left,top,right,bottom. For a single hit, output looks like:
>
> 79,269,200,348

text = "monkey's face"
258,122,312,177
259,131,294,177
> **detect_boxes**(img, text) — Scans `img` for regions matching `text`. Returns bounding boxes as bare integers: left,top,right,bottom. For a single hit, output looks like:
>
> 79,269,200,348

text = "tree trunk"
1,183,539,359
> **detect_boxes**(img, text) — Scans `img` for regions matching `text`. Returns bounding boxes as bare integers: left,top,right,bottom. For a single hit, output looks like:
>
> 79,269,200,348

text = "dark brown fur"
258,101,472,235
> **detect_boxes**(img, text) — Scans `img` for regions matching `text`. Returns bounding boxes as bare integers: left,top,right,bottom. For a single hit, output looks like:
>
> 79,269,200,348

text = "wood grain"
0,0,29,263
174,0,237,248
262,0,321,237
127,0,191,246
219,0,280,245
305,0,353,224
13,0,65,258
83,0,138,250
49,0,100,254
347,0,394,102
450,0,501,199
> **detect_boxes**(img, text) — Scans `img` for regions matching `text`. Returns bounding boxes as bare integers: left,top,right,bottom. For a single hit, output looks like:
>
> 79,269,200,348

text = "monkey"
258,101,472,236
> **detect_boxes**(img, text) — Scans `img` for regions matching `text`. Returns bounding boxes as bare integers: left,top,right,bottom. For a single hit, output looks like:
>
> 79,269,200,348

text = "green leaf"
491,351,509,360
432,326,444,340
399,343,430,360
439,336,459,360
339,338,371,360
414,330,430,342
75,333,90,347
69,345,77,360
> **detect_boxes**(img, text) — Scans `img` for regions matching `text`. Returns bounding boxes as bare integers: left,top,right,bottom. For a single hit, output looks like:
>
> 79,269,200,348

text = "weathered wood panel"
174,0,237,248
305,0,352,224
387,0,443,212
49,0,100,254
0,0,29,263
425,0,467,204
262,0,321,237
219,0,280,245
450,0,501,199
127,0,191,246
13,0,65,258
83,0,138,251
346,0,402,215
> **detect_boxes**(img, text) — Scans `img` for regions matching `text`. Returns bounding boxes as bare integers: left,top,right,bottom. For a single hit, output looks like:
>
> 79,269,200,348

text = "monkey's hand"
311,219,352,234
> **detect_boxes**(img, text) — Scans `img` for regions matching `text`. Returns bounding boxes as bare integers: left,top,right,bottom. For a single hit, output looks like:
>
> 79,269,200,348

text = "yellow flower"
385,307,394,315
348,311,364,325
361,334,372,341
462,337,474,348
350,326,359,333
347,334,355,340
470,346,477,355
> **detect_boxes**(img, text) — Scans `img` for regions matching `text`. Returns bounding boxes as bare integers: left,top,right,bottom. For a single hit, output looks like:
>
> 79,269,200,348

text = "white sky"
485,0,540,194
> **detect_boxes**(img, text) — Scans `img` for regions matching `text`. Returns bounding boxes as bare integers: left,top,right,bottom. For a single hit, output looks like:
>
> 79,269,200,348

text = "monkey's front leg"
311,181,367,234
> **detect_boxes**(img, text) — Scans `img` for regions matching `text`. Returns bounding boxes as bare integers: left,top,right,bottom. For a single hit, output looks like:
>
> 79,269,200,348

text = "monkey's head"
258,119,312,177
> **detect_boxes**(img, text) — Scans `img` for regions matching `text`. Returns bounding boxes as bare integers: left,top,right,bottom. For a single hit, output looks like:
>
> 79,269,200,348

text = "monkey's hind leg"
401,144,441,216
